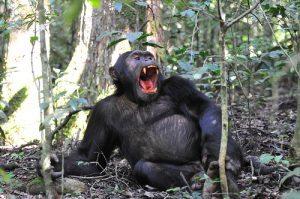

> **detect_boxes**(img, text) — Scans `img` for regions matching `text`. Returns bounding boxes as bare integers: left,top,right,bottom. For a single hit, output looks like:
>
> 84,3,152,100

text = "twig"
50,105,94,140
258,4,300,78
180,172,193,194
225,0,261,29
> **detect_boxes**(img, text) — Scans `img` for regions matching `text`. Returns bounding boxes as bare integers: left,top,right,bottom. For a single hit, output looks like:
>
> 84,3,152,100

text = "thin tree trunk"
291,44,300,162
38,0,56,197
146,0,163,59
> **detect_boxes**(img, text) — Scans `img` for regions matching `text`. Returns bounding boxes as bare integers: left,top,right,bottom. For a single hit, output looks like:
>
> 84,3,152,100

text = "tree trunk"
290,43,300,163
0,0,9,95
146,0,163,59
80,0,130,103
38,0,56,197
54,0,93,105
80,0,116,103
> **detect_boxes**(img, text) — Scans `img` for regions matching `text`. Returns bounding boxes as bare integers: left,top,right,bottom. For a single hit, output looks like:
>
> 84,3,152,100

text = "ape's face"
110,50,163,103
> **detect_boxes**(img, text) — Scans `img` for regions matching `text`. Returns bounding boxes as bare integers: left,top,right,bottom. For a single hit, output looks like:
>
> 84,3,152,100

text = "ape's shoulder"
162,75,210,103
93,95,118,115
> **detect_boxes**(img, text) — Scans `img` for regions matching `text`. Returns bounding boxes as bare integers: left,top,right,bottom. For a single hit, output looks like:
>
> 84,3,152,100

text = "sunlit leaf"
282,191,300,199
180,9,195,17
259,153,274,164
274,155,283,163
30,36,38,45
78,98,88,105
126,32,143,42
113,2,123,12
178,60,193,71
53,91,67,102
69,99,78,110
88,0,101,8
96,31,122,41
40,102,50,110
203,63,219,72
0,100,8,109
135,1,147,6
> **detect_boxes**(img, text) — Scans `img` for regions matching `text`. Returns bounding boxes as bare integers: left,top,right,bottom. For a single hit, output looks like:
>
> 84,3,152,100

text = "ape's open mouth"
139,65,159,93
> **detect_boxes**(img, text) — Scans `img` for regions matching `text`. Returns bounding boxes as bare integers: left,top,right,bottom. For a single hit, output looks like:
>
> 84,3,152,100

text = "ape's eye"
134,56,140,60
148,57,153,60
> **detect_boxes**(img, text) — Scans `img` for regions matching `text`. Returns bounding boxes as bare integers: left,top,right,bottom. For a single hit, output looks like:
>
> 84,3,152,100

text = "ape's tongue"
139,79,157,93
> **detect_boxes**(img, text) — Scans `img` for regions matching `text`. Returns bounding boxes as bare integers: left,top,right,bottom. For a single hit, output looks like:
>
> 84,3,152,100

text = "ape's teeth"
143,68,147,74
156,69,158,74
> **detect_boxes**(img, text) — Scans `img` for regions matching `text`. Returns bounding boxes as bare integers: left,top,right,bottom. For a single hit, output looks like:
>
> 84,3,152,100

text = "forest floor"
0,95,299,199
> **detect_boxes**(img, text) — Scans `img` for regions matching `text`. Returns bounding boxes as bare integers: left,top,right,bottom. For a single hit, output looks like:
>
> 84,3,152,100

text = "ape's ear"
109,67,119,81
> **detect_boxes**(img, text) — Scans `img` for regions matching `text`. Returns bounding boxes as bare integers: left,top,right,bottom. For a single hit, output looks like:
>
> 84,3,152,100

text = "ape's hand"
37,153,63,179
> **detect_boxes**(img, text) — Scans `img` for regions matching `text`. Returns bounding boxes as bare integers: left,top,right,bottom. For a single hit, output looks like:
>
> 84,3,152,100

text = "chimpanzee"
50,50,243,195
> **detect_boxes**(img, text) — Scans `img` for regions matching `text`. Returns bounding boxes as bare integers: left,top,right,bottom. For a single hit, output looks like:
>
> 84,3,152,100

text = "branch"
50,105,94,140
225,0,261,29
259,4,300,78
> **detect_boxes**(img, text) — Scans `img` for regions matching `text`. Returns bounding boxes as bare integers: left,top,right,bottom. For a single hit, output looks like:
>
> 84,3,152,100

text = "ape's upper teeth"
143,68,147,74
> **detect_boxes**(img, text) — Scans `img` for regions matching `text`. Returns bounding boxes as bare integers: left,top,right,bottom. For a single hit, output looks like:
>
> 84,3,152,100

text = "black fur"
53,50,243,192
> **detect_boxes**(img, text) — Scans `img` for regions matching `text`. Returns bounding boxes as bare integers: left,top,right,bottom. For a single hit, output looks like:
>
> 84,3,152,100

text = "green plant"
259,153,290,167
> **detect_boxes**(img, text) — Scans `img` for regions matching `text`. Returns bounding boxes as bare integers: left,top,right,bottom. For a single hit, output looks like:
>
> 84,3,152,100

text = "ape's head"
109,50,164,103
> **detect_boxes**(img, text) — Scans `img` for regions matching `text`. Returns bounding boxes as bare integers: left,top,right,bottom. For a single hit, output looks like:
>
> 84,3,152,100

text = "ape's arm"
162,76,242,192
54,99,117,176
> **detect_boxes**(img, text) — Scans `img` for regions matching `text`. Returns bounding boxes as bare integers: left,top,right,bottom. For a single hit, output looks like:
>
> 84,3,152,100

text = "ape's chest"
117,111,201,163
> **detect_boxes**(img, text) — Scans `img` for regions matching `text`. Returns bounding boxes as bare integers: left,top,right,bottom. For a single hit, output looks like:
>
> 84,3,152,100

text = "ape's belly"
123,114,201,164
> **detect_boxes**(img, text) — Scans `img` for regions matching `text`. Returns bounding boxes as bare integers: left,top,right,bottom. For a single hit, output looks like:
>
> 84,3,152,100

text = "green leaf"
142,41,163,48
0,110,7,122
192,191,202,199
282,191,300,199
135,1,148,6
137,32,153,41
178,60,193,71
281,160,290,167
88,0,101,8
30,36,38,45
0,100,8,109
259,153,274,164
78,98,88,105
166,187,181,192
40,102,50,110
126,32,143,42
174,47,187,55
53,91,67,102
107,38,126,49
203,63,219,72
274,155,283,163
69,99,78,110
236,54,248,61
64,0,83,24
113,2,123,12
180,9,195,17
96,31,121,41
279,168,300,187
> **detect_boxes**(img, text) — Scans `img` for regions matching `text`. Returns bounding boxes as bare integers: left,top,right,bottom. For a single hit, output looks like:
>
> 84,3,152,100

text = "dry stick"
50,105,93,140
258,4,300,78
180,172,193,194
217,0,262,197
